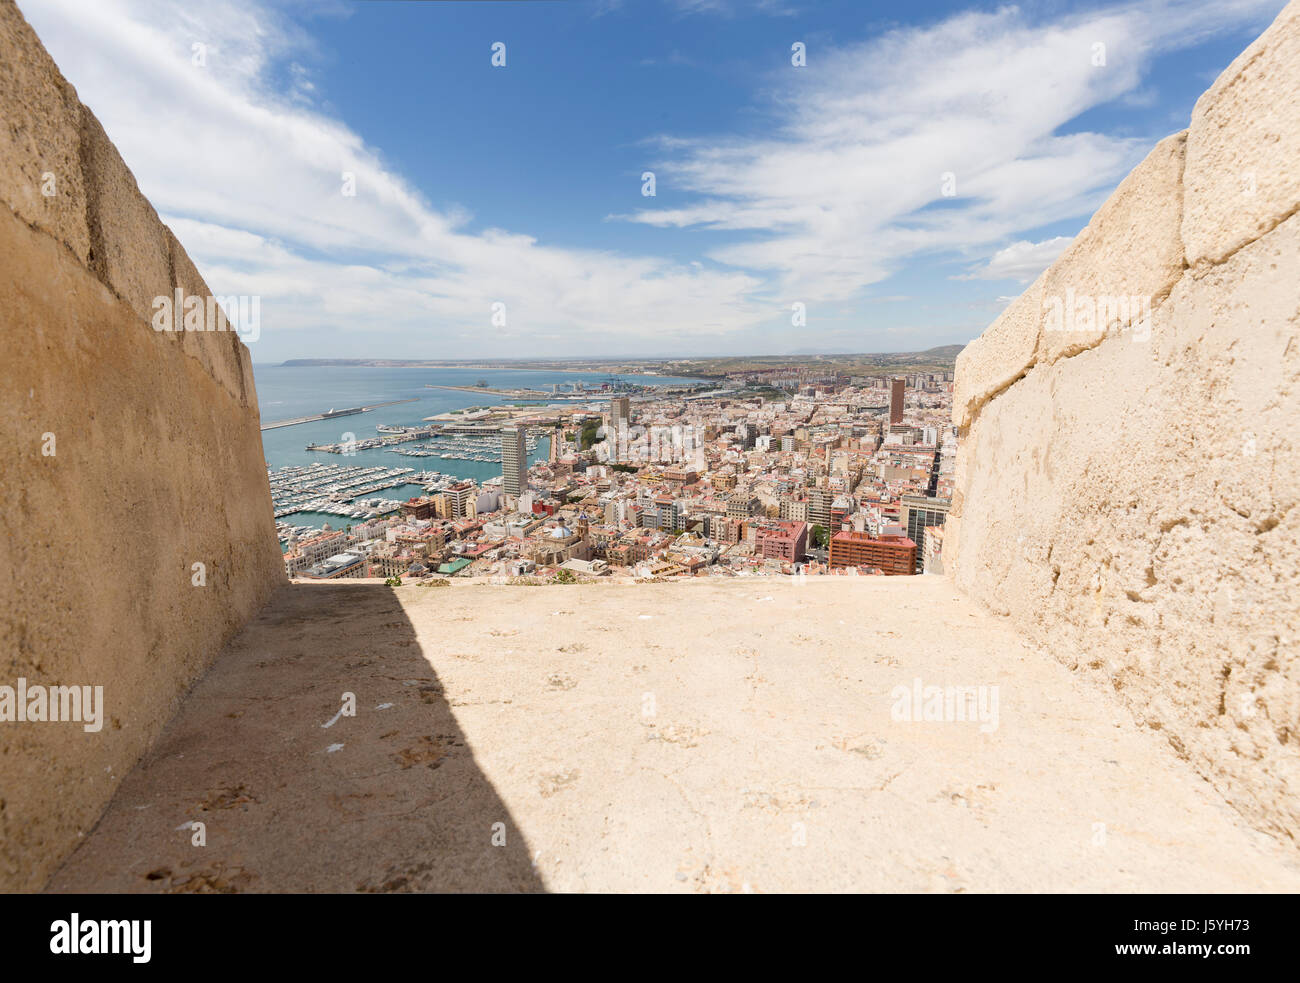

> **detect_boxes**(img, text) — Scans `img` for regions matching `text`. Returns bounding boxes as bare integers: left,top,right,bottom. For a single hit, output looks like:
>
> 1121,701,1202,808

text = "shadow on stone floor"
46,583,544,893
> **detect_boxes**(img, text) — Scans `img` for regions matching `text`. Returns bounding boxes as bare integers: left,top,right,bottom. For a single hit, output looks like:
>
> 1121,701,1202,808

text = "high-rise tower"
889,377,905,425
501,425,527,497
609,397,630,463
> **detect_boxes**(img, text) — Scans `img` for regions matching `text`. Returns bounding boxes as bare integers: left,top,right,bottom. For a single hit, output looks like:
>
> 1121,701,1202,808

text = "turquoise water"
254,365,701,528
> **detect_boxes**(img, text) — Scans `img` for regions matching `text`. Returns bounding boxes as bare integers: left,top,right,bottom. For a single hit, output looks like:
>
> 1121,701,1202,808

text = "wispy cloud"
666,0,800,16
622,0,1282,300
955,236,1075,283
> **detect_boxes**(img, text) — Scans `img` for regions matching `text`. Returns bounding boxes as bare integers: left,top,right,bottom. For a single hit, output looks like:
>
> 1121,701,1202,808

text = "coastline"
272,360,713,381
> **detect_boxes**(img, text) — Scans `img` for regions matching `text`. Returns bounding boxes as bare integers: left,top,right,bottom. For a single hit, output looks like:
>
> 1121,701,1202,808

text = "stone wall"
0,0,284,890
949,2,1300,845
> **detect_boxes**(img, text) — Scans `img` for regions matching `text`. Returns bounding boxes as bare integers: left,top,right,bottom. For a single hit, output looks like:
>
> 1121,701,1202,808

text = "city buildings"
440,481,477,519
272,366,957,582
283,529,348,576
828,530,917,575
753,520,809,563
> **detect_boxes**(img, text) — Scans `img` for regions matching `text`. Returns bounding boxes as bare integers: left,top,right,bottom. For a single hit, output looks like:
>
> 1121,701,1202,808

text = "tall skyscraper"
501,425,527,497
889,377,905,424
609,397,630,463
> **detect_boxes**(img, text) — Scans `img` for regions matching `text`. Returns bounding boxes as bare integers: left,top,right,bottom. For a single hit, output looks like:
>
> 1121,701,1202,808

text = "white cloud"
19,0,769,356
956,236,1075,283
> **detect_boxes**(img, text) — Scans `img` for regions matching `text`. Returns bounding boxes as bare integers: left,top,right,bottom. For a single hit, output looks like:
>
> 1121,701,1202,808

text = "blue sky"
20,0,1288,360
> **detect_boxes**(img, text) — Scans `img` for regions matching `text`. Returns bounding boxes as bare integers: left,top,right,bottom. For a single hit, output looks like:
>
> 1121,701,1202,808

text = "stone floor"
47,577,1300,892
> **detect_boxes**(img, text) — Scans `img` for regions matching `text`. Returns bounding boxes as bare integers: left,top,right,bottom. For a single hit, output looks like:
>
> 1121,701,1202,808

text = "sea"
253,364,702,530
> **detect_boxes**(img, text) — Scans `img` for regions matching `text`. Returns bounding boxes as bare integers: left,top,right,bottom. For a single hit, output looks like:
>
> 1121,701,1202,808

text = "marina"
382,427,544,463
305,424,545,462
267,462,447,521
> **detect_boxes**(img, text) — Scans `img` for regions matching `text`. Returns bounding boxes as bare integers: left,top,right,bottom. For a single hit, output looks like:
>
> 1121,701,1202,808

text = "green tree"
810,524,830,550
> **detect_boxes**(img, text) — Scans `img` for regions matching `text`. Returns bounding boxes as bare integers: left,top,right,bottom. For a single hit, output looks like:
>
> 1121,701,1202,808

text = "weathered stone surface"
0,203,284,892
952,2,1300,846
956,132,1189,429
1183,0,1300,266
78,108,173,325
0,0,282,890
0,2,250,408
953,209,1300,845
0,0,90,263
168,229,251,407
47,579,1300,893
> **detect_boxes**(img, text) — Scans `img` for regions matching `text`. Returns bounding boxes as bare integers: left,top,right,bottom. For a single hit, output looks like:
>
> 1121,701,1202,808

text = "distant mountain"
913,344,966,360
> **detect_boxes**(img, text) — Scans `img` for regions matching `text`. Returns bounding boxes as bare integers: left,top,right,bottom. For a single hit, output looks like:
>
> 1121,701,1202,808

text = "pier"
260,398,419,431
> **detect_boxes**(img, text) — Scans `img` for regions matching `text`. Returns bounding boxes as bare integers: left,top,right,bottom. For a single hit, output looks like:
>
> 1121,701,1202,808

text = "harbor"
268,462,427,519
269,462,473,546
253,365,698,533
381,428,544,462
424,376,634,401
304,423,434,453
305,424,546,461
260,397,420,432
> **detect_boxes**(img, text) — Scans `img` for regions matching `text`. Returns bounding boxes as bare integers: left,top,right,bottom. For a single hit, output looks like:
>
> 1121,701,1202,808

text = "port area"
306,426,543,457
260,398,419,431
425,383,586,398
423,382,701,402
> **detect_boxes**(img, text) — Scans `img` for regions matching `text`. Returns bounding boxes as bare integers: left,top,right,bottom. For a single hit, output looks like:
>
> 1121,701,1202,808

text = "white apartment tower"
501,425,527,497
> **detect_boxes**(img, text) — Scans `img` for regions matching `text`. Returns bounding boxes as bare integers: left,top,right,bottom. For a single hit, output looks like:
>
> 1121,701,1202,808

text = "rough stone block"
1036,132,1186,362
0,0,90,262
1183,0,1300,265
167,229,251,406
78,108,172,324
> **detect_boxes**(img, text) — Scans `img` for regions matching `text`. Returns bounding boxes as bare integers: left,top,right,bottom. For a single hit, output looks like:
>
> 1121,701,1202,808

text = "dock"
260,398,419,432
